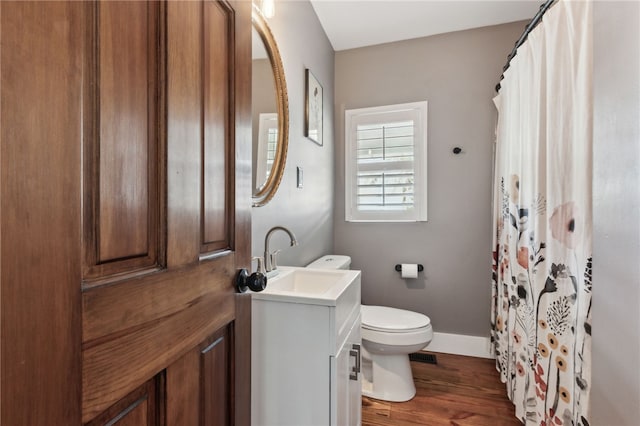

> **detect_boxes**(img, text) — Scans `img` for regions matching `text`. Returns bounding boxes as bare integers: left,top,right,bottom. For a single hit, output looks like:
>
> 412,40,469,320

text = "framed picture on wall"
305,69,323,146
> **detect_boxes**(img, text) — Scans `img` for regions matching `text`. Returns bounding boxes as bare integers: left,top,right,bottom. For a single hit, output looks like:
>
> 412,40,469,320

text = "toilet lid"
361,305,431,332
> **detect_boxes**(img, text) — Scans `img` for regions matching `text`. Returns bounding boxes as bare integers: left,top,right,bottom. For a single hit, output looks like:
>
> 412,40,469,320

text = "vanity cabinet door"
332,315,362,426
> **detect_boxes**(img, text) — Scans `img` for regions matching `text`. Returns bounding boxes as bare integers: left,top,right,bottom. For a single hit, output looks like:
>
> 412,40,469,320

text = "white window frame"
345,101,428,222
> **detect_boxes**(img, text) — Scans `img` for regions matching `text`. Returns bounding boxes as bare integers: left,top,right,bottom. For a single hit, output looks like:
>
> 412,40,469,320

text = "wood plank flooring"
362,352,522,426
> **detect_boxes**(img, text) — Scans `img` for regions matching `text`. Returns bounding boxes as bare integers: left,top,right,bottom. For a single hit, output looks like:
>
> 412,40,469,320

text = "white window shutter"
345,101,428,222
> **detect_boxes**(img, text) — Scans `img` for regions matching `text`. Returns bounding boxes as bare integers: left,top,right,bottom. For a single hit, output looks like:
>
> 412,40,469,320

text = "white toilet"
306,255,433,402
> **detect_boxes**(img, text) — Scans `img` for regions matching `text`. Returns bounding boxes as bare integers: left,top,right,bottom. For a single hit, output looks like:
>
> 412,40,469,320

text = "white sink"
251,266,360,307
268,269,345,294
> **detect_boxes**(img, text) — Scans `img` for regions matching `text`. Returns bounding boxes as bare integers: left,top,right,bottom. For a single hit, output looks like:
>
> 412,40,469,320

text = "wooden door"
0,0,252,424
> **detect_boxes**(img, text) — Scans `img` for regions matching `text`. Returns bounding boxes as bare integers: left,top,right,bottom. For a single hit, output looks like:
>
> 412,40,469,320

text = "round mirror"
252,5,289,207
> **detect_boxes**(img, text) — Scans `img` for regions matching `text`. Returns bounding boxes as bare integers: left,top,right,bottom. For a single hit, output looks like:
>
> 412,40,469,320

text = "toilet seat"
362,305,431,333
361,305,433,347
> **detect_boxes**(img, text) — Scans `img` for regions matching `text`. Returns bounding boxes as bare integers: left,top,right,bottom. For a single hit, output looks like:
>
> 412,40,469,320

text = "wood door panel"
202,0,233,253
166,345,201,425
83,0,164,283
165,327,232,426
98,0,151,261
86,376,159,426
201,328,231,425
0,1,83,424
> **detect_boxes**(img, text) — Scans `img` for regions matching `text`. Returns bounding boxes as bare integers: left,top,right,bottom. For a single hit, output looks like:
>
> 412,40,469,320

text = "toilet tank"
306,255,351,270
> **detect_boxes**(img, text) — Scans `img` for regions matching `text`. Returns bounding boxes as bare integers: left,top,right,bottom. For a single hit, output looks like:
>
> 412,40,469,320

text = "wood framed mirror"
252,4,289,207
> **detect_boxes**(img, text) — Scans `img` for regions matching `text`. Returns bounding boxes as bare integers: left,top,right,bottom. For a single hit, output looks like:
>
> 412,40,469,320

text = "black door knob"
236,268,268,293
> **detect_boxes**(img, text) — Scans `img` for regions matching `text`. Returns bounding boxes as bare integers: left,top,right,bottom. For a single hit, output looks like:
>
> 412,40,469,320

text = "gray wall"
592,2,640,424
251,1,335,267
333,22,525,337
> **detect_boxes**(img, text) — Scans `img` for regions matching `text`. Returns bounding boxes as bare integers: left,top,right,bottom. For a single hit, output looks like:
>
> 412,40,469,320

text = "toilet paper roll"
401,263,418,279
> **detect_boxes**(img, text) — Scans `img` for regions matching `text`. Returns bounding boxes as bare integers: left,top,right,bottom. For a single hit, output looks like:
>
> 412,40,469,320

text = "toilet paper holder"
394,264,424,273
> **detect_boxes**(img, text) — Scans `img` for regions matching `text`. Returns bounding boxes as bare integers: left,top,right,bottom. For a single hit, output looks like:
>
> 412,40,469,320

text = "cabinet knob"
236,268,267,293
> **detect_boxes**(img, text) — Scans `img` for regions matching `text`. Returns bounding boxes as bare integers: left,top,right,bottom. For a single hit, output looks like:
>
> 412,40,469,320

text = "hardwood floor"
362,352,522,426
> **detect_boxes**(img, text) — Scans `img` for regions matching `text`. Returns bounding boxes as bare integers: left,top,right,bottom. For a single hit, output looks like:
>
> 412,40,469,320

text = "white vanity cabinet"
251,267,362,426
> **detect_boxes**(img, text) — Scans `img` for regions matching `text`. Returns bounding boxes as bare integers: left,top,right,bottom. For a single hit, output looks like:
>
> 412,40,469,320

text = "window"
255,113,278,190
345,101,427,222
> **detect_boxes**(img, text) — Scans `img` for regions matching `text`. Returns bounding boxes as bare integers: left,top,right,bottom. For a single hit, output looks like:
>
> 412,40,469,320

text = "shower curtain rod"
495,0,556,92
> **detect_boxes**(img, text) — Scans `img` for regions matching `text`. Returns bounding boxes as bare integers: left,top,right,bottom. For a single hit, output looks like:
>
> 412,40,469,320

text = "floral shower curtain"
491,1,592,425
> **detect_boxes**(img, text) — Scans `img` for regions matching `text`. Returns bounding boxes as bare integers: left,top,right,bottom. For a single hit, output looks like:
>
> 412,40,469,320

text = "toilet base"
361,351,416,402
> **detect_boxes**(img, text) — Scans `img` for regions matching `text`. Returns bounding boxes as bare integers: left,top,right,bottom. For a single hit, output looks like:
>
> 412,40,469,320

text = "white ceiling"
309,0,542,51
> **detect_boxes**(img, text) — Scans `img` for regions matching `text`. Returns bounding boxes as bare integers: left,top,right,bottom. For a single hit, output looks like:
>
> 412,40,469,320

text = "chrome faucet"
264,226,298,273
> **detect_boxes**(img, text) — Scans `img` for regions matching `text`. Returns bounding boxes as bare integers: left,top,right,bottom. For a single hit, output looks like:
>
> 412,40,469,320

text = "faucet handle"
269,250,282,270
252,256,266,274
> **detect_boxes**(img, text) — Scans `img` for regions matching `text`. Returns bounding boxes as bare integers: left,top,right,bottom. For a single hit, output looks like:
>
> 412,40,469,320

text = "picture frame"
304,69,323,145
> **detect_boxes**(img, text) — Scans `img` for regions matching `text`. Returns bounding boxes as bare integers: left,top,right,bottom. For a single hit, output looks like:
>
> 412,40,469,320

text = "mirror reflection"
252,28,277,194
251,5,289,207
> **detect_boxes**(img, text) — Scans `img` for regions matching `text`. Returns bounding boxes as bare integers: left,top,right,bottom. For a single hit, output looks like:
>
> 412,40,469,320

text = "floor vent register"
409,352,438,364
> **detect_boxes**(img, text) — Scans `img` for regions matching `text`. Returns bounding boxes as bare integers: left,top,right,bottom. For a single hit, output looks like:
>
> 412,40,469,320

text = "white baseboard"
424,332,494,359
